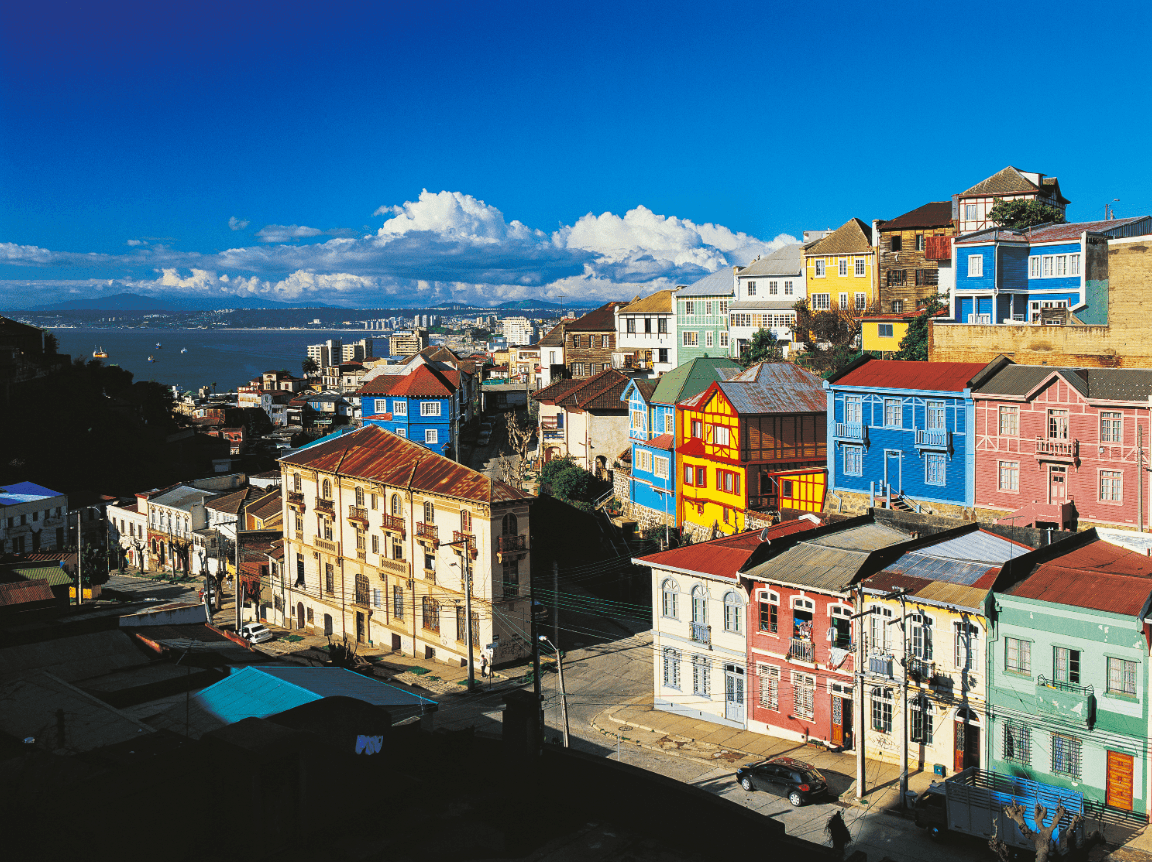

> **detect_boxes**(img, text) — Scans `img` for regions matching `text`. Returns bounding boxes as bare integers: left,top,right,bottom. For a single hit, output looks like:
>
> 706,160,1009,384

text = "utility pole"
855,583,866,798
541,636,570,746
899,589,909,810
531,559,543,749
1139,423,1145,534
75,509,82,607
234,517,242,631
552,560,559,648
464,547,475,691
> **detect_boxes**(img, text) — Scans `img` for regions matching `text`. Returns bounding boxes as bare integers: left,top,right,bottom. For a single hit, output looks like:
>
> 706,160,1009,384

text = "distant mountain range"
28,292,328,312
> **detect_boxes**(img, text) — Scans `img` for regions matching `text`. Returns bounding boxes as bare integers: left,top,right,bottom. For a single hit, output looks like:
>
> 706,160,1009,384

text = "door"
1107,751,1135,811
296,602,304,629
725,665,745,723
954,720,980,772
1049,466,1068,504
885,451,902,495
831,698,853,749
356,611,365,644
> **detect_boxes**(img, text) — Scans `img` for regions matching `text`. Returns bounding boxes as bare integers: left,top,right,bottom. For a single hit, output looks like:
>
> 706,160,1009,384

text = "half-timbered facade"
277,425,533,667
972,364,1152,530
954,166,1069,234
677,362,826,538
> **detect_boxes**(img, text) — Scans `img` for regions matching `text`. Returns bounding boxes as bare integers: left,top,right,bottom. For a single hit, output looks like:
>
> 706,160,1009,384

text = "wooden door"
831,696,844,746
954,721,980,772
1107,751,1134,811
1050,466,1068,504
296,602,304,629
356,611,366,643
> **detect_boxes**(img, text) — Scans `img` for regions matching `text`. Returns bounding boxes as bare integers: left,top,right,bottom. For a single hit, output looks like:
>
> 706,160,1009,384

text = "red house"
972,365,1152,530
740,518,912,748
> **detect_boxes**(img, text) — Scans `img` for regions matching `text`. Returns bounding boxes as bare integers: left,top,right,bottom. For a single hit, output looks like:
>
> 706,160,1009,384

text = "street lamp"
539,635,570,747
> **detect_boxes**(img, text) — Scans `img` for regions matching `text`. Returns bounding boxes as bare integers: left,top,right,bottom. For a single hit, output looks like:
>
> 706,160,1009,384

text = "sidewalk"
591,693,948,814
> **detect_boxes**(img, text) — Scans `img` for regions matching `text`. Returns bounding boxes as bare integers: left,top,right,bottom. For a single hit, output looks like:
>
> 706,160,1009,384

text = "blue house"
621,357,740,521
951,217,1151,325
356,364,459,457
824,357,1004,510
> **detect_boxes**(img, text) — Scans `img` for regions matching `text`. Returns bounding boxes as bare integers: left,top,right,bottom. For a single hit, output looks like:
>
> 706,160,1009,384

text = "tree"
739,329,784,367
989,801,1083,862
540,456,602,511
79,543,109,587
44,332,59,355
497,412,535,490
791,299,857,350
988,199,1066,231
894,294,947,361
302,356,319,376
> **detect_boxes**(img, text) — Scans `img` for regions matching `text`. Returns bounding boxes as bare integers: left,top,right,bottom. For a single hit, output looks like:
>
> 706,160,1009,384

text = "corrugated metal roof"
1026,217,1148,242
619,289,676,315
637,519,816,581
878,202,952,231
0,580,56,606
0,481,63,506
974,364,1152,403
280,425,531,505
735,244,803,277
678,268,735,297
804,219,872,256
650,356,741,406
711,362,826,415
356,364,456,398
1004,539,1152,616
744,523,908,592
832,359,988,392
151,485,217,511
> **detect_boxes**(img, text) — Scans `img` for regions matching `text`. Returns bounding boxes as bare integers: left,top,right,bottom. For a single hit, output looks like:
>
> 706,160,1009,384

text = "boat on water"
93,347,108,359
148,355,155,363
180,347,187,354
155,342,162,349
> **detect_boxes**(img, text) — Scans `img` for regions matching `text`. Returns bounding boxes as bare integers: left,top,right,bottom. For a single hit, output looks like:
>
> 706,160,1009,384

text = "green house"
675,268,734,364
988,530,1152,817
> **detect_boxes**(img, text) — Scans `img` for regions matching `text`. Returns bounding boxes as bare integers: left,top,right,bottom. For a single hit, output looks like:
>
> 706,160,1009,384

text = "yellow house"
675,362,827,538
860,307,946,355
804,218,877,317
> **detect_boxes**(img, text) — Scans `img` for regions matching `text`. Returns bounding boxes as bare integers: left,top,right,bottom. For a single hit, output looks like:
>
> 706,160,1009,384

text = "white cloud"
126,239,144,246
228,216,250,231
375,189,542,243
255,224,324,243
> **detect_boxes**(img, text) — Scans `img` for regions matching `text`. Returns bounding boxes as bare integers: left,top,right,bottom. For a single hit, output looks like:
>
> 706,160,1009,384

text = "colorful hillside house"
676,268,735,364
875,201,955,314
532,368,630,474
954,166,1069,235
677,361,826,538
988,531,1152,815
729,245,804,358
615,289,678,376
357,363,460,457
951,218,1151,326
825,357,1004,514
971,364,1152,531
803,219,876,319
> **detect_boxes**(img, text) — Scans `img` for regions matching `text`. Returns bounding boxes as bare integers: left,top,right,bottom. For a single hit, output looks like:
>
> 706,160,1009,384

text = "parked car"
735,756,828,806
240,622,274,644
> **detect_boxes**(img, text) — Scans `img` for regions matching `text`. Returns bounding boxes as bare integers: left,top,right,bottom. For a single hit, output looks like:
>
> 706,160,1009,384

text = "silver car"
240,623,274,644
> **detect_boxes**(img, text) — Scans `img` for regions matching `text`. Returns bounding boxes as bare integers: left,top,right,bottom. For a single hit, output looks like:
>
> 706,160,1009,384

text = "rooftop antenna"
1105,199,1120,221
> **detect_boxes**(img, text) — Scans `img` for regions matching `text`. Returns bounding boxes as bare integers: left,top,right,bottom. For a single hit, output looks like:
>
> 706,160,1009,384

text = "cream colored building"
276,425,533,667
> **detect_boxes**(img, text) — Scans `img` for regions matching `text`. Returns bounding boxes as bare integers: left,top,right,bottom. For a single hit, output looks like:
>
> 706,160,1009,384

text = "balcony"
497,533,527,563
789,638,814,663
348,505,369,527
868,652,894,677
356,549,367,561
287,491,306,512
542,427,564,440
915,428,951,451
835,422,867,444
416,522,439,548
1036,676,1095,729
314,498,335,517
1035,437,1078,461
378,557,409,578
313,536,339,556
453,530,478,560
689,622,711,646
907,657,935,684
381,514,406,537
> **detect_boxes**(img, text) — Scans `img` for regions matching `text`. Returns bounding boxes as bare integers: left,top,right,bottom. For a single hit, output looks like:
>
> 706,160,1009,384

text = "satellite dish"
759,528,772,544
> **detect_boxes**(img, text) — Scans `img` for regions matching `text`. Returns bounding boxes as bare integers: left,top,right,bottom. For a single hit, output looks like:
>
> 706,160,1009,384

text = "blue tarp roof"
0,482,64,507
193,666,435,726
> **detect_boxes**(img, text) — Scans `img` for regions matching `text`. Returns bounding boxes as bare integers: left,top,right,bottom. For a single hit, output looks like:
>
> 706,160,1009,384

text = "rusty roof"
830,358,990,392
960,166,1068,204
280,425,531,505
567,301,626,332
533,368,629,412
681,361,825,415
205,486,265,515
878,201,953,231
636,519,818,581
355,363,456,398
1002,538,1152,616
246,489,282,521
743,523,909,592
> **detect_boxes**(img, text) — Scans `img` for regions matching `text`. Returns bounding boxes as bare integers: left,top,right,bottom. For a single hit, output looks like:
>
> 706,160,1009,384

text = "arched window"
723,592,742,633
461,509,472,532
355,487,364,506
661,579,679,619
391,494,402,516
423,501,435,524
293,473,301,492
502,513,518,535
691,585,707,625
322,479,331,499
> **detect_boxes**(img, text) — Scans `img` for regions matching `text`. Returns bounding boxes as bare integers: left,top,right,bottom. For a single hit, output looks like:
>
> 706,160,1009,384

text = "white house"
0,481,67,555
729,244,805,358
614,289,678,376
106,497,149,571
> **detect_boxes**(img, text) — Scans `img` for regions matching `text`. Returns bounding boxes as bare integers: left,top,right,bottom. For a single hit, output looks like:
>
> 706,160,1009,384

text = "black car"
735,756,828,806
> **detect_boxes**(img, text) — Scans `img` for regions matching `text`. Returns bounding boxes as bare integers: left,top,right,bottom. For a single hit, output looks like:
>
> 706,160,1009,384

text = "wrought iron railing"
789,638,814,662
689,622,710,645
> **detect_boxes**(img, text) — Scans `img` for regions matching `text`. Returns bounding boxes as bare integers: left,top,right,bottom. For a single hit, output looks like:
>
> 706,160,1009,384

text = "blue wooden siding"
363,394,453,456
957,247,995,293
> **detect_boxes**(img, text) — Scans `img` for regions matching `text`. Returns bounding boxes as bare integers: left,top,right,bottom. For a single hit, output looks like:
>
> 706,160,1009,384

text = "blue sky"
3,1,1151,308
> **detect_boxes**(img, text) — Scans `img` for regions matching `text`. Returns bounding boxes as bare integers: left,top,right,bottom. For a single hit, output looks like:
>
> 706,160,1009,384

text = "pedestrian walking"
826,810,852,860
480,655,489,678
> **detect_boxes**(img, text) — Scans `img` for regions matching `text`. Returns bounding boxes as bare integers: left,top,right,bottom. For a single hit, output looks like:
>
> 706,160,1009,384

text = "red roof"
833,359,988,392
878,201,953,231
567,301,626,332
355,364,456,398
0,580,55,607
364,413,393,421
647,434,674,451
1005,540,1152,616
532,369,629,412
637,519,818,580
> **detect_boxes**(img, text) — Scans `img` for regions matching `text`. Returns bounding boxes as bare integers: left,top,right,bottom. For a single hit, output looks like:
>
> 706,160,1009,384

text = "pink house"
972,365,1152,530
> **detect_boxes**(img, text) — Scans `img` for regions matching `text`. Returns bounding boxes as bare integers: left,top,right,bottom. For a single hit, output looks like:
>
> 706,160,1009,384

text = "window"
324,563,335,594
1005,637,1031,674
370,493,377,510
1101,412,1122,444
916,234,926,252
909,613,933,660
502,559,520,596
1003,720,1031,764
692,655,710,697
682,331,698,346
395,427,406,438
925,453,947,486
719,332,729,348
758,664,779,710
814,260,825,278
878,323,894,338
747,281,756,296
999,406,1019,436
839,258,848,276
422,596,440,632
293,473,302,492
964,203,977,221
844,445,863,477
460,509,471,533
602,334,610,348
1054,646,1081,684
759,597,778,633
635,449,653,473
855,258,866,277
784,280,794,296
661,579,679,618
705,331,714,348
830,606,852,649
502,513,517,536
793,672,815,720
955,622,980,671
571,335,580,348
915,268,938,286
390,495,402,517
653,456,669,479
630,410,647,432
724,592,742,633
812,293,830,310
658,318,668,334
626,318,636,334
713,425,730,446
890,300,903,314
393,400,407,416
1048,408,1069,440
890,235,903,252
695,466,706,488
321,479,331,499
871,686,893,733
1108,657,1138,696
425,429,438,444
663,647,681,688
719,300,728,316
839,294,850,310
683,465,694,486
910,697,933,744
1054,254,1068,276
1051,733,1082,778
1029,256,1041,278
967,253,984,277
998,461,1019,492
683,300,695,316
768,281,778,295
296,553,305,586
870,605,892,652
883,398,902,428
423,501,435,523
355,573,370,605
1070,253,1080,275
855,292,867,310
691,585,707,625
355,486,364,507
926,400,945,431
371,533,379,554
1101,471,1123,502
420,401,441,416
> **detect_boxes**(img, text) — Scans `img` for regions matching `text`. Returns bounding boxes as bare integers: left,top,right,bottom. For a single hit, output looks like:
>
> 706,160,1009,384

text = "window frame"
758,663,779,711
1005,636,1032,675
420,400,442,417
967,253,984,278
1106,655,1138,697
